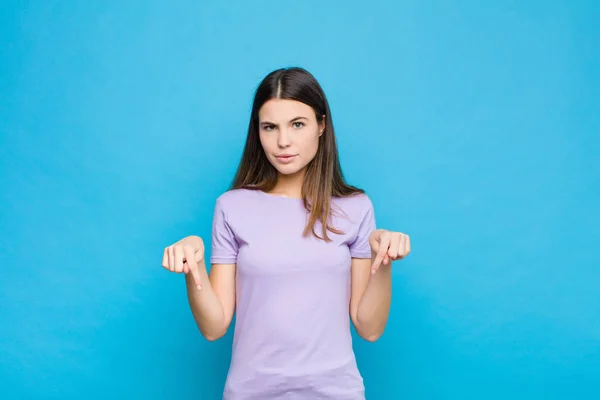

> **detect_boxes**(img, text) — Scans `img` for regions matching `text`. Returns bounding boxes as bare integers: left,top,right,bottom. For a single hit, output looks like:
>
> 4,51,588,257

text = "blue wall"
1,1,599,399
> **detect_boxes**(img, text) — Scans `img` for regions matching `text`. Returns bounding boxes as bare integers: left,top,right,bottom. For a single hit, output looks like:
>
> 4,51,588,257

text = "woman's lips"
275,154,297,164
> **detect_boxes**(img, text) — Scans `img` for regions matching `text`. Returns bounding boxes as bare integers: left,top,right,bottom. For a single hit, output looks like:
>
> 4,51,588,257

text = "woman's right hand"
162,235,205,290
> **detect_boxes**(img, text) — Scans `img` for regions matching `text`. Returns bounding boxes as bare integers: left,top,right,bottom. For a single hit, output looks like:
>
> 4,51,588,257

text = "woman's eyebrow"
260,116,308,125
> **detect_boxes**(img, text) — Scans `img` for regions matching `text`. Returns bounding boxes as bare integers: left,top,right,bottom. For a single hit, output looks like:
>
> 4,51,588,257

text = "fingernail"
196,284,202,291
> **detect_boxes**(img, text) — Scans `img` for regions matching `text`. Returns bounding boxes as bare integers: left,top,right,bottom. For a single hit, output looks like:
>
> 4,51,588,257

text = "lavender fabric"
210,188,376,400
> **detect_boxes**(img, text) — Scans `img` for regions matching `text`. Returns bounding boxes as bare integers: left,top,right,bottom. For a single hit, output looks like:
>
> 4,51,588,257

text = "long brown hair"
231,67,364,241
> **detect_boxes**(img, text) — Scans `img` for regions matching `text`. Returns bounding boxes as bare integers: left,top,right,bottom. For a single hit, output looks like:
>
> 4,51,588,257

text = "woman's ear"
319,115,326,136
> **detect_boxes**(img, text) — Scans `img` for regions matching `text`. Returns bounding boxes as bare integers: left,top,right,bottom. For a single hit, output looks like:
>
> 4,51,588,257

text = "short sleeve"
349,196,377,259
209,198,239,264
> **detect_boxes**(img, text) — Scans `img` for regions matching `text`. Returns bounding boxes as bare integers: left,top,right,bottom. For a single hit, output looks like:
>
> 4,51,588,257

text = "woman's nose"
277,129,292,148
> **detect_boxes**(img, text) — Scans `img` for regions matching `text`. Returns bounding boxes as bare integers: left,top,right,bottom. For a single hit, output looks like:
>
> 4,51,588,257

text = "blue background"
1,1,599,399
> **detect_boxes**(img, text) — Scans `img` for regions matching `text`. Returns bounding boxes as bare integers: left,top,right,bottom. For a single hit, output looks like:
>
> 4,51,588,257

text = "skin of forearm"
356,260,392,341
184,259,227,341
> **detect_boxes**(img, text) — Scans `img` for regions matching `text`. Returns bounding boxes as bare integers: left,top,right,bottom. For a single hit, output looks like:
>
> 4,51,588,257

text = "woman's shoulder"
333,191,372,207
216,188,258,206
332,191,374,218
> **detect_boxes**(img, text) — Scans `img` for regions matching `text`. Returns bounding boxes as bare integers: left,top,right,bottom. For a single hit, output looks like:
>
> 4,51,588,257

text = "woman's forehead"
258,99,314,122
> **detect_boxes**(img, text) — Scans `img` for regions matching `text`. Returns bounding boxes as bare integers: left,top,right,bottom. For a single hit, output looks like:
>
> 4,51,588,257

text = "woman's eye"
263,125,275,131
292,122,304,129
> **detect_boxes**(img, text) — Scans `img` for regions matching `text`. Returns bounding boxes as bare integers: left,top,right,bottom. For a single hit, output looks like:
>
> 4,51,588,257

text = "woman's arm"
185,259,236,341
350,229,411,341
349,256,392,342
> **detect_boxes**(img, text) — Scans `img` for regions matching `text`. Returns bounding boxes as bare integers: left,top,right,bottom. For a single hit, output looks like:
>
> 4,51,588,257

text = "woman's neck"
270,169,305,199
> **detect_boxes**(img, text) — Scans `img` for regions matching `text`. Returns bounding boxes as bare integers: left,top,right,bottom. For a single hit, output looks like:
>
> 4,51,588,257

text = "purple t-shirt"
210,188,376,400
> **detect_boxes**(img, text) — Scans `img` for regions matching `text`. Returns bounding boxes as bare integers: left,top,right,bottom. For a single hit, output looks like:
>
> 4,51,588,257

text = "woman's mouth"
275,154,297,164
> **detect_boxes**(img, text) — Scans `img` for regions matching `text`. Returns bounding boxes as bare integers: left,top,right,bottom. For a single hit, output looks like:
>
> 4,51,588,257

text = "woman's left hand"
369,229,411,274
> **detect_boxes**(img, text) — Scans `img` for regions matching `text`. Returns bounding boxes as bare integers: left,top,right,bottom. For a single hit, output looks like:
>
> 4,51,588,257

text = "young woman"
162,67,411,399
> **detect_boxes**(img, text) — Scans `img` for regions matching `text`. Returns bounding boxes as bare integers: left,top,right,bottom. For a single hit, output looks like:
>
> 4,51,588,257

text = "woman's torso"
210,189,374,400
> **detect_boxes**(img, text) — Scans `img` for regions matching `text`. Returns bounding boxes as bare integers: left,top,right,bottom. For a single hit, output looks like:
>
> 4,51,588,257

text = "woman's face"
258,99,324,176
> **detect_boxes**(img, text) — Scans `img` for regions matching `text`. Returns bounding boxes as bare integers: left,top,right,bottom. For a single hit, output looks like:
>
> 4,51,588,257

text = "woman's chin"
274,164,305,177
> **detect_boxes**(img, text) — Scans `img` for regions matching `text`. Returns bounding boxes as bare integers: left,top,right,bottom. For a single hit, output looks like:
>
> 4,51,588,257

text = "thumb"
370,230,388,272
184,247,202,291
369,229,381,249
